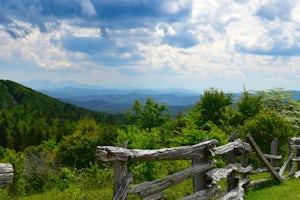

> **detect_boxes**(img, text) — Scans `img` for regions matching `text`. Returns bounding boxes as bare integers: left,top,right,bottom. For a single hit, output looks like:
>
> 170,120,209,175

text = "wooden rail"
284,137,300,178
95,132,284,199
0,163,14,188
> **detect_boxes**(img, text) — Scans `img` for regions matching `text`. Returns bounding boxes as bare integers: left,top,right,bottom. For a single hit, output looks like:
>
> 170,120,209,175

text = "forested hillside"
0,80,300,199
0,80,125,151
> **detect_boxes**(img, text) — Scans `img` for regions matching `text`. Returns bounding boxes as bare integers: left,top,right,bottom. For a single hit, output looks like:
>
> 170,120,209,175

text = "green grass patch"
1,187,112,200
245,178,300,200
164,178,193,199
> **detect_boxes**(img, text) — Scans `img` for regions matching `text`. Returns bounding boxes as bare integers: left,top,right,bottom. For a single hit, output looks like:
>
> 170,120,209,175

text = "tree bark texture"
96,140,218,162
0,163,13,188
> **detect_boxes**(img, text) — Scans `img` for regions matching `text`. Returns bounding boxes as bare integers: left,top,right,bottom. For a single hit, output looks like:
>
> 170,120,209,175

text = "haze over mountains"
22,79,200,114
21,79,300,114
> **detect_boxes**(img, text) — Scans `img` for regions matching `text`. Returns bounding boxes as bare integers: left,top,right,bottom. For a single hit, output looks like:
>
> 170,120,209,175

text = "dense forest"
0,79,300,199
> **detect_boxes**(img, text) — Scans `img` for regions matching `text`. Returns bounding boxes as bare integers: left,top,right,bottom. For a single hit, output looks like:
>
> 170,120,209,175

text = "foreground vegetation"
3,177,300,200
1,80,300,199
245,178,300,200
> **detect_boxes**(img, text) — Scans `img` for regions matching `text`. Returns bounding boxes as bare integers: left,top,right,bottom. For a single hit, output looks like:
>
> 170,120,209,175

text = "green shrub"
0,147,27,196
56,167,75,191
239,111,295,156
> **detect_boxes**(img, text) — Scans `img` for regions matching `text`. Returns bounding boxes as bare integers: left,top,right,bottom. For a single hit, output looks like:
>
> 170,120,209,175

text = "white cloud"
164,0,191,13
59,21,101,38
290,2,300,23
0,20,82,70
77,0,97,17
1,0,300,91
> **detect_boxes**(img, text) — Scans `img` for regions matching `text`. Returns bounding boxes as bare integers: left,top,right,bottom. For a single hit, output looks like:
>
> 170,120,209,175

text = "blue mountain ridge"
22,80,300,114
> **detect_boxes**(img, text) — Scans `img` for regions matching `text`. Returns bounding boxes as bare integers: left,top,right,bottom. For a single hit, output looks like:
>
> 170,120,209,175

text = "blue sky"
0,0,300,92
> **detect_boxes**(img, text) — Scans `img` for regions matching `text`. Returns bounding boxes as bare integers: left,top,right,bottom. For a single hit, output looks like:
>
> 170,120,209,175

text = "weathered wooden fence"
0,163,14,188
95,132,284,200
281,137,300,178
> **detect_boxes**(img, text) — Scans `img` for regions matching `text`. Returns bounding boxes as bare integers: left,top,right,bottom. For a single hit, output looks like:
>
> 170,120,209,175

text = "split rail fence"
0,163,14,188
96,131,287,200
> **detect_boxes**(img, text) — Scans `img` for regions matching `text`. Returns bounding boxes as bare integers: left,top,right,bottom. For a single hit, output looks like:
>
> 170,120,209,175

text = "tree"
240,111,295,155
56,117,117,169
190,88,233,127
126,98,170,130
57,118,101,168
257,88,300,133
257,88,293,111
236,89,263,122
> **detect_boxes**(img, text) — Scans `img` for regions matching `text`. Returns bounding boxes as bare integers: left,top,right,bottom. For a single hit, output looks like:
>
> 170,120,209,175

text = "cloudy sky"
0,0,300,92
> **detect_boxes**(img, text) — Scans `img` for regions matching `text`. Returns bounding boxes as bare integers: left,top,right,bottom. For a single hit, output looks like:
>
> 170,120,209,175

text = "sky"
0,0,300,92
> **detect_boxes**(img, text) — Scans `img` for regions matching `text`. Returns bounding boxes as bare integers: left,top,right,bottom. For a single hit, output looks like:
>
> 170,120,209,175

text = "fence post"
227,130,239,192
270,138,278,168
192,137,209,193
246,133,283,184
0,163,14,188
296,139,300,171
288,138,293,173
114,141,129,199
241,137,249,180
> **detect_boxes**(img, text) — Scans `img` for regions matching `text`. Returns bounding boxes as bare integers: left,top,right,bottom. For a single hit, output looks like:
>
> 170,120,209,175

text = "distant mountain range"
21,79,300,114
38,87,199,114
21,80,200,114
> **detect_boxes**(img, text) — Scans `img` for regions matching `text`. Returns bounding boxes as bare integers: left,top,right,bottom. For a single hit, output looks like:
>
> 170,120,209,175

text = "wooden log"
284,169,298,179
288,138,293,172
295,140,300,171
113,173,134,200
288,165,296,176
226,130,238,192
293,145,300,150
248,152,282,160
219,178,249,200
219,187,245,200
206,164,252,184
245,133,283,184
143,192,165,200
250,167,280,175
144,192,166,200
180,184,220,200
241,137,249,180
192,137,209,193
240,177,251,188
290,137,300,143
294,170,300,178
212,139,251,155
263,154,282,160
291,157,300,162
0,163,14,188
270,138,278,167
279,153,293,177
96,139,218,162
244,179,271,189
129,160,216,198
113,142,128,199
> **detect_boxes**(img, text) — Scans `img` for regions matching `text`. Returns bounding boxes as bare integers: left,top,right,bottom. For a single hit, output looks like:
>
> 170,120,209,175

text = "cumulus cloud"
256,0,293,21
0,0,299,91
77,0,97,17
290,2,300,23
0,19,82,71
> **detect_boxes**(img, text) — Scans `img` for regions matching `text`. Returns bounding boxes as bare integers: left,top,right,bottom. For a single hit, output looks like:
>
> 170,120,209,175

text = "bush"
239,111,295,156
56,167,75,191
0,147,27,196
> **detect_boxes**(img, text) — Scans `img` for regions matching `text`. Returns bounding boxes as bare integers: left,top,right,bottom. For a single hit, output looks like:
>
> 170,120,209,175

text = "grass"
245,178,300,200
2,178,300,200
1,187,112,200
2,170,300,200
